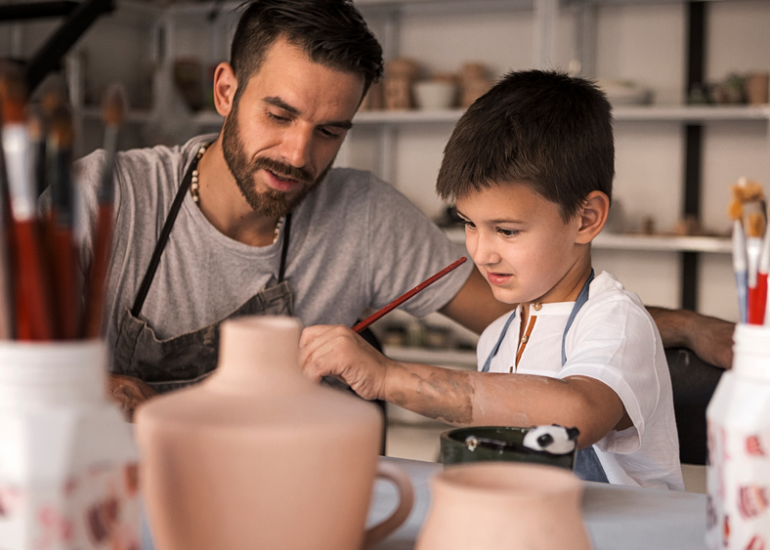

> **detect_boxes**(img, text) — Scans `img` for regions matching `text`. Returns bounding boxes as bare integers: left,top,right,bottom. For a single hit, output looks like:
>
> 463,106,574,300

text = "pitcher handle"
363,460,415,548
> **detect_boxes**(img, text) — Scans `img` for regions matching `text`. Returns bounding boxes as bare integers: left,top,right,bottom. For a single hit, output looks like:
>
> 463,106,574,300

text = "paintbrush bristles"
748,212,766,239
48,106,74,149
101,84,126,128
0,62,27,125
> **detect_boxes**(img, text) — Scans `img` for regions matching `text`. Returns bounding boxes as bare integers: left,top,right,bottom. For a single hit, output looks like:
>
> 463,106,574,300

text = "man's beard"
221,97,332,217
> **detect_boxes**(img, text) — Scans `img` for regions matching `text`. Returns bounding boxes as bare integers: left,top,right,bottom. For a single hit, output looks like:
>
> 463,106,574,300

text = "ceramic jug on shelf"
135,315,413,550
415,462,592,550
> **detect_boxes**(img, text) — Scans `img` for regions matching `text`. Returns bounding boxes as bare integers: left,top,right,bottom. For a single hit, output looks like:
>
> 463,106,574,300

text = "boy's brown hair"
436,70,614,222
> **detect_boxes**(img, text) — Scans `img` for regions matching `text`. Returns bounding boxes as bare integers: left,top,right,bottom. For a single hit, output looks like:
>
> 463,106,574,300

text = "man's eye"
319,127,344,139
268,112,290,123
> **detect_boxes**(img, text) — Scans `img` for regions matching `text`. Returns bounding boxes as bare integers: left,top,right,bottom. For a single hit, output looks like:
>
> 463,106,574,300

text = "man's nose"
280,125,313,168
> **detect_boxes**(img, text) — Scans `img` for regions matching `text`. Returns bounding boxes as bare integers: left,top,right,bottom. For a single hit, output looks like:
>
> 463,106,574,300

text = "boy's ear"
574,191,610,244
213,62,238,118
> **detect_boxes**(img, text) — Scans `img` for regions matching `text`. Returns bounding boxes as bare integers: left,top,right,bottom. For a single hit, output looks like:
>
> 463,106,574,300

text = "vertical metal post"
534,0,558,70
573,1,597,78
377,7,400,184
681,1,706,311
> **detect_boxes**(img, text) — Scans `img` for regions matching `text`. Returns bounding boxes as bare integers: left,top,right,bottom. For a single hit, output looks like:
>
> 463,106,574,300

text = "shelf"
382,345,477,369
353,105,770,126
442,226,732,254
77,107,153,124
593,233,732,254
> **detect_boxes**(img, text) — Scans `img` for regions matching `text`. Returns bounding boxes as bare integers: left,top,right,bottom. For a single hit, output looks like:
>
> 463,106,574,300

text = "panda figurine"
523,425,580,455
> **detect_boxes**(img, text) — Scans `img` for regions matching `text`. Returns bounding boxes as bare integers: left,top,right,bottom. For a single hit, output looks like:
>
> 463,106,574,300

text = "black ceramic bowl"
439,426,576,471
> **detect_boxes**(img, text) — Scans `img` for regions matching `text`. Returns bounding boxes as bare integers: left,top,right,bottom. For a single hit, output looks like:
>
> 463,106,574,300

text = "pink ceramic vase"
415,462,592,550
135,316,413,550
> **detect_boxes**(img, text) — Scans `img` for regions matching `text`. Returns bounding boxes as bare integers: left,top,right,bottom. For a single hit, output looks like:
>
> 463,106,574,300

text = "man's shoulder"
74,135,213,186
311,167,414,211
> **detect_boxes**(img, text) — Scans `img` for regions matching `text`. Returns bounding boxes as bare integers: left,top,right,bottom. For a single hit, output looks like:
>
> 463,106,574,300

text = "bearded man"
75,0,733,420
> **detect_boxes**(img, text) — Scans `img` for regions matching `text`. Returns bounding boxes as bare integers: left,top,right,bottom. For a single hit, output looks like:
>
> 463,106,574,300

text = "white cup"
413,81,456,110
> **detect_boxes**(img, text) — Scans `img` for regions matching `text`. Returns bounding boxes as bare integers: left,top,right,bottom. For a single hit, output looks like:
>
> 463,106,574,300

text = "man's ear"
575,190,610,244
213,62,238,117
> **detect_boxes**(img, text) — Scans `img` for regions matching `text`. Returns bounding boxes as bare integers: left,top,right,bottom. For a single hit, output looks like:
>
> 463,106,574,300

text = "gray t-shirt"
74,135,472,365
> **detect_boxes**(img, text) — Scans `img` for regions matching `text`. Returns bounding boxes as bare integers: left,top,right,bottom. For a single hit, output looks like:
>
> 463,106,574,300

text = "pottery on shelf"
415,462,592,550
135,315,413,550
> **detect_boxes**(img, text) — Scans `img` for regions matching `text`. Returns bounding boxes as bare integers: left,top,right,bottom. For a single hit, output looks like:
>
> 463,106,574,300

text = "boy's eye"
460,219,476,229
497,228,520,237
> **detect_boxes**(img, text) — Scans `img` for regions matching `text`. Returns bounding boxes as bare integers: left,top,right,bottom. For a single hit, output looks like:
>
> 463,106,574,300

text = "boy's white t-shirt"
476,270,685,490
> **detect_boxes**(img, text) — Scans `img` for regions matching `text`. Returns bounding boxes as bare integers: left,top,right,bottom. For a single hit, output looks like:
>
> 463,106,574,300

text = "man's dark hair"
230,0,383,100
436,70,614,222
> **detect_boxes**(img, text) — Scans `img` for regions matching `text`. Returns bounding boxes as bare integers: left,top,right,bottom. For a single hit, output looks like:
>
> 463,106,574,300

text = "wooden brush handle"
12,219,54,340
51,226,79,339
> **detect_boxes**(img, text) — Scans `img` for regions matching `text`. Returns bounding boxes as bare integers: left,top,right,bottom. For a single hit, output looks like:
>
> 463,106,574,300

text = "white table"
141,456,708,550
369,457,707,550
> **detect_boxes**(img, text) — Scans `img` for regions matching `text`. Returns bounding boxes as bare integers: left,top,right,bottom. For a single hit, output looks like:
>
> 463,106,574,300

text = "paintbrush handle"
50,226,79,339
82,203,113,338
11,219,55,340
353,257,468,333
749,273,768,325
736,271,748,325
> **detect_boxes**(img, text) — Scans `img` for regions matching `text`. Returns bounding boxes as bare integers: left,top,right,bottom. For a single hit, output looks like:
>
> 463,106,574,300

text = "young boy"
300,70,684,490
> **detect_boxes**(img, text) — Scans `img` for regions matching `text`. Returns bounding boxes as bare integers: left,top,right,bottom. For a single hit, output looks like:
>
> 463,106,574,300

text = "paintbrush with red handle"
0,62,55,340
0,136,14,339
353,257,467,333
46,105,79,338
82,84,125,339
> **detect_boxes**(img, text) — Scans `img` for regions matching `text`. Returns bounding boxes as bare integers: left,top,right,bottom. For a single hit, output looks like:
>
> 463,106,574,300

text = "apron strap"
278,213,292,283
131,146,293,317
131,148,200,317
481,309,517,373
562,270,610,484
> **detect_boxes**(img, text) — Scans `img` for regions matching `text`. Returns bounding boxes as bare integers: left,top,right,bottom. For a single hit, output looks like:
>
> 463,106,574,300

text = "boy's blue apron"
480,270,610,483
112,145,293,394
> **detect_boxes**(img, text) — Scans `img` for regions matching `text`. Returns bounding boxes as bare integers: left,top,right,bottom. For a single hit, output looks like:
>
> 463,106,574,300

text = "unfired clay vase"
415,462,593,550
135,316,413,550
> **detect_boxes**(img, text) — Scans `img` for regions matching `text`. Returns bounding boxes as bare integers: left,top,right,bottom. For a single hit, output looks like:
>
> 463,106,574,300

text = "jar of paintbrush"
0,61,137,548
706,178,770,549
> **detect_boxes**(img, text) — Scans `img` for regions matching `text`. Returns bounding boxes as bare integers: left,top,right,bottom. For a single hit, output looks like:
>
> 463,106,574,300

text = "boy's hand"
300,325,394,401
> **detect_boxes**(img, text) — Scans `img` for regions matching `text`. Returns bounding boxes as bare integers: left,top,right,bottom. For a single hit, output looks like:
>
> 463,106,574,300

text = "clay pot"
135,316,413,550
415,462,592,550
746,72,769,105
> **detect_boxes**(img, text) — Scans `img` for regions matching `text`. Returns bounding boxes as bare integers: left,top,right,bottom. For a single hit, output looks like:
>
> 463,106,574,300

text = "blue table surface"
141,456,707,550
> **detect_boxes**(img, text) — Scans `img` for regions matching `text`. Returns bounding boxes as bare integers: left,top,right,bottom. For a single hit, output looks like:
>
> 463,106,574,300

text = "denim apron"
112,146,293,394
481,270,609,483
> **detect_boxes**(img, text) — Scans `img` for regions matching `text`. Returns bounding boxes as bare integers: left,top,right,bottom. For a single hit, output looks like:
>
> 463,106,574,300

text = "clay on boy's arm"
646,306,734,370
383,364,627,450
300,325,627,449
439,266,515,334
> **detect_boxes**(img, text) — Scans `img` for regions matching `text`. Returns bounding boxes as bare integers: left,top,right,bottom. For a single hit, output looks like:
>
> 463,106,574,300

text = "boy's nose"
468,231,501,267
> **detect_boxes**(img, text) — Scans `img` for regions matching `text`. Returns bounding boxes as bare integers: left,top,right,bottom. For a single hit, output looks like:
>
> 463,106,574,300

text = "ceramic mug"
363,460,415,547
415,462,592,550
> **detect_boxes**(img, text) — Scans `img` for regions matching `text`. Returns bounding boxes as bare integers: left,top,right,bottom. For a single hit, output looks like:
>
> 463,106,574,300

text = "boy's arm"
300,325,629,450
440,270,734,369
